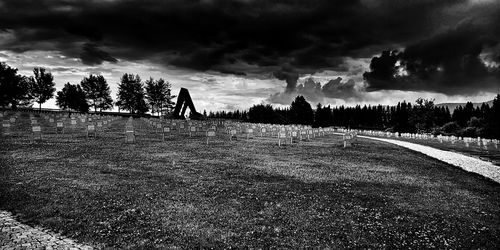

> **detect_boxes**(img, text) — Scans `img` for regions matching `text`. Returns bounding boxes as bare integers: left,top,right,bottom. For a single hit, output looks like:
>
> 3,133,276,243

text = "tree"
314,103,335,128
289,96,314,125
410,98,436,133
248,104,278,123
484,94,500,138
116,74,148,114
145,77,175,116
31,67,56,112
81,74,113,112
0,62,33,109
56,83,89,113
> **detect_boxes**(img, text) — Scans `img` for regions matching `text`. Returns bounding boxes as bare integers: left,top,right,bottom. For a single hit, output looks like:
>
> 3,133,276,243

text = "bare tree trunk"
39,102,42,113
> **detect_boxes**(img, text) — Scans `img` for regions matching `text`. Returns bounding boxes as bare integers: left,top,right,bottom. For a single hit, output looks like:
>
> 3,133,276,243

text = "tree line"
211,95,500,139
1,62,175,115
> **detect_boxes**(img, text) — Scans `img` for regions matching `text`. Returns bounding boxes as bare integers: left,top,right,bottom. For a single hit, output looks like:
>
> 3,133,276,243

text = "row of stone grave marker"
342,131,357,148
338,128,499,150
1,112,119,142
127,117,339,146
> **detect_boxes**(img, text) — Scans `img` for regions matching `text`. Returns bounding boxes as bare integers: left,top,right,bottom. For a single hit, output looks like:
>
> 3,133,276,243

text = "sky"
1,0,499,112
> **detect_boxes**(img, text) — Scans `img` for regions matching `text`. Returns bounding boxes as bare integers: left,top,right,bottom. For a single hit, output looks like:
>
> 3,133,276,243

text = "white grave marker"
162,127,171,141
206,130,216,144
56,121,64,133
125,125,135,143
230,129,237,141
87,124,96,139
32,126,42,141
278,132,287,147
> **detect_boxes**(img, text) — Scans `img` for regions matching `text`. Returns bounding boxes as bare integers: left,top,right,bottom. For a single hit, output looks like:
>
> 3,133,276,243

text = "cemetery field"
1,117,500,248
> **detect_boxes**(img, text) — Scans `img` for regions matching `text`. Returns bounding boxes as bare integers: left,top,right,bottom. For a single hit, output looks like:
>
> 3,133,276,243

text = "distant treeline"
209,95,500,139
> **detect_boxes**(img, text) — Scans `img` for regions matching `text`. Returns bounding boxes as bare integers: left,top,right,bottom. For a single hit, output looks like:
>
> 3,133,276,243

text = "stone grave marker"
162,126,171,141
56,121,64,134
87,124,96,140
125,125,135,143
343,133,353,148
71,119,77,126
9,117,15,123
291,130,298,143
32,125,42,142
260,127,266,137
278,131,287,147
206,130,216,144
156,123,162,134
482,139,488,150
229,129,237,141
2,120,11,135
299,130,306,140
246,128,254,139
179,123,185,134
189,126,196,137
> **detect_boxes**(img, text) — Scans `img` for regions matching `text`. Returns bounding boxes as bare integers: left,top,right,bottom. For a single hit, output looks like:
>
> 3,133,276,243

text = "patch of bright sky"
0,50,277,112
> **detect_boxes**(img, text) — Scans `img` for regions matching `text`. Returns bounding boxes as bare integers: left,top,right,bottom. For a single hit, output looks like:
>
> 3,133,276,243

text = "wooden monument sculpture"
172,88,204,119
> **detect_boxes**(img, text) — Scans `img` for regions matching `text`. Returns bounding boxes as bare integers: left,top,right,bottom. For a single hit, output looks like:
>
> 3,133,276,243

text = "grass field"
1,115,500,249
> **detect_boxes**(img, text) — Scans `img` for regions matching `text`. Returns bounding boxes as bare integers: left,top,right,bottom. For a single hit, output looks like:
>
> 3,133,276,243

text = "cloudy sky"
1,0,499,112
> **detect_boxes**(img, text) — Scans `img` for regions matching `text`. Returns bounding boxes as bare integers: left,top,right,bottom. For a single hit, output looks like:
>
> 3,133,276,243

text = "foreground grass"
1,118,499,249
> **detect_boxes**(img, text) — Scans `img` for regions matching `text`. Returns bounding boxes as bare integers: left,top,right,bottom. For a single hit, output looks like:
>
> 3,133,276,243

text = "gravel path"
357,135,500,184
0,211,94,250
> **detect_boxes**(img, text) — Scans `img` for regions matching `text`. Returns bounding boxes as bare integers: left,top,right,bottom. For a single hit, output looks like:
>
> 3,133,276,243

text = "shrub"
441,122,461,135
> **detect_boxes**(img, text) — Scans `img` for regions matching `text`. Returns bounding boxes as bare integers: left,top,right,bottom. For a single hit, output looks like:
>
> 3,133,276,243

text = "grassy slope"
1,116,499,249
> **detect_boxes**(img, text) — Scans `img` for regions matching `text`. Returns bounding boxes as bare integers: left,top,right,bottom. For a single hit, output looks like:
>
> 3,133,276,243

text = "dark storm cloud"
0,0,481,75
364,22,500,95
268,77,361,105
273,67,299,93
80,43,117,65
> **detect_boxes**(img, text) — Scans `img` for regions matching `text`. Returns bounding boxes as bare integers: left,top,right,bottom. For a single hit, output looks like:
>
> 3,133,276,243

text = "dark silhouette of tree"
0,62,32,109
248,104,281,123
116,74,148,114
31,67,56,112
81,74,113,112
56,83,89,113
485,94,500,138
289,96,313,125
145,77,175,116
411,98,436,132
207,109,248,121
314,103,334,127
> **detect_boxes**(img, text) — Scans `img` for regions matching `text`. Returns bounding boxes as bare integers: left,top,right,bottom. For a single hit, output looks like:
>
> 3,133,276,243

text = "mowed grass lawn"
1,118,499,249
